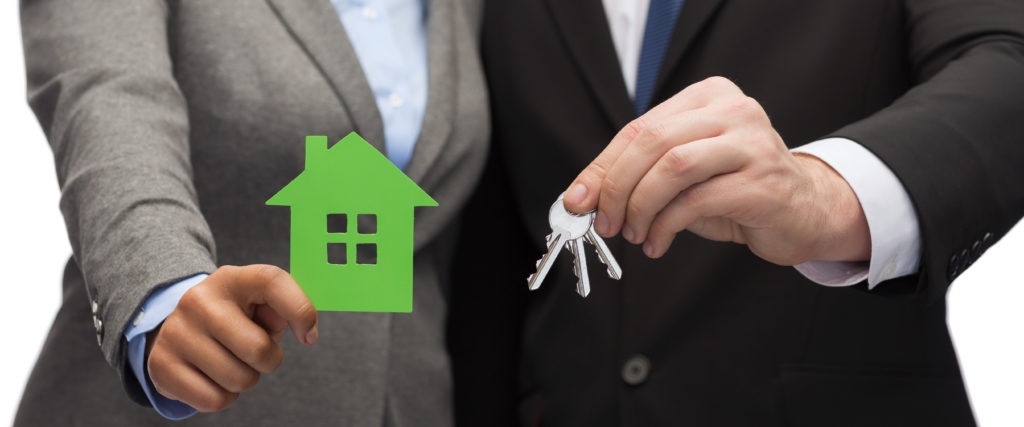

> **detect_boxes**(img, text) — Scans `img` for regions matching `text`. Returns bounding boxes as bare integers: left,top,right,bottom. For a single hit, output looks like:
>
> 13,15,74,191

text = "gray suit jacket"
16,0,488,425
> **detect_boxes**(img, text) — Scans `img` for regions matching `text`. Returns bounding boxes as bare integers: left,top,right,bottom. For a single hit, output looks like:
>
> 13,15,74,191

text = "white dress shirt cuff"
791,138,922,289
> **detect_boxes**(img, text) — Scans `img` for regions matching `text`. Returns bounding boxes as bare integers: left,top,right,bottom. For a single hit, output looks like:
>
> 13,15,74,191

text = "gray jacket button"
94,317,103,346
622,354,651,386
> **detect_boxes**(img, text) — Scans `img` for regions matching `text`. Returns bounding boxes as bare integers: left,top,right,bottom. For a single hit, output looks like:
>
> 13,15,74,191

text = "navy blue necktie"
634,0,685,116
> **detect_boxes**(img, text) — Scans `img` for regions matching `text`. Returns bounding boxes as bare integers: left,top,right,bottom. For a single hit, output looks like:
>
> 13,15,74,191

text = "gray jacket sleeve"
21,0,217,381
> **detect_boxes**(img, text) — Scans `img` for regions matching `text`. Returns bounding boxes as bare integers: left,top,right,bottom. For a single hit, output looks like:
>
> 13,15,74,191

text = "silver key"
527,195,591,291
567,237,591,297
527,193,623,297
585,227,622,280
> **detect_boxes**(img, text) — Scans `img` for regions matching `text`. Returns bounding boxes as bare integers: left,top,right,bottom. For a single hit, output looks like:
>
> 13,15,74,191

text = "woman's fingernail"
643,242,655,257
306,326,319,345
594,211,609,236
622,226,635,242
566,183,587,206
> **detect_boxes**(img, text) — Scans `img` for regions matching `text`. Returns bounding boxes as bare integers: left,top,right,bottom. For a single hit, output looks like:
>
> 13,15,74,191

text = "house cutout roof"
267,133,437,210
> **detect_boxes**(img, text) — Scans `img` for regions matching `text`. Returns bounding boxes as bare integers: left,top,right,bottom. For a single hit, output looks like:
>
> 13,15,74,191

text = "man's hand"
146,265,318,412
563,76,870,266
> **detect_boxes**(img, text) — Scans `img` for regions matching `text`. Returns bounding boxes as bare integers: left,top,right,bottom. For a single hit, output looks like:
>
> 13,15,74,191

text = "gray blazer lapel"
265,0,386,152
403,0,456,183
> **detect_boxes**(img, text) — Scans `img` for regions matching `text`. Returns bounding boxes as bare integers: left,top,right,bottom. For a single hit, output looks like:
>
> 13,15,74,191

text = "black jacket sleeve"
832,0,1024,302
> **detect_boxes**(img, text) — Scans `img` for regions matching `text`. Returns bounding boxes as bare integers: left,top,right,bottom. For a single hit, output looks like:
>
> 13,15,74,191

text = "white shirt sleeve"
791,138,922,289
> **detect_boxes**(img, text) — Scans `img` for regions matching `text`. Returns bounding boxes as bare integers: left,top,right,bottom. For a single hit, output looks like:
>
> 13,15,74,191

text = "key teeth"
583,229,622,281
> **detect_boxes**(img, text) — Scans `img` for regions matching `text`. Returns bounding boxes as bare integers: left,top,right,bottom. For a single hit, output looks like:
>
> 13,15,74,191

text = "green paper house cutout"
266,133,437,312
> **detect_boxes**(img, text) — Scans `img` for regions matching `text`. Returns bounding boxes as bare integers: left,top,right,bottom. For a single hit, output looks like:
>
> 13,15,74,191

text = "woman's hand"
146,264,318,412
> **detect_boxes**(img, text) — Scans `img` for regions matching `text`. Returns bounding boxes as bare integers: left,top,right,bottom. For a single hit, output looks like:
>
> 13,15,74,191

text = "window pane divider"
324,234,378,244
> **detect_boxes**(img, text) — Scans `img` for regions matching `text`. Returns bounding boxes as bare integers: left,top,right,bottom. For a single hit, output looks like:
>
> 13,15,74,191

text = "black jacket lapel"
543,0,635,128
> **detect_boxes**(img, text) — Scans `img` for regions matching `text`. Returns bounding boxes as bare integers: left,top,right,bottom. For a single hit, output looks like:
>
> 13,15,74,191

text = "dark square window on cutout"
356,243,377,265
327,243,347,265
327,214,348,233
357,214,377,234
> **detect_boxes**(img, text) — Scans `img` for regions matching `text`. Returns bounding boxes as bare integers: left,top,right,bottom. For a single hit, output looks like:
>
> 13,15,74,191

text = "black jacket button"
948,253,960,280
970,240,982,260
622,354,651,386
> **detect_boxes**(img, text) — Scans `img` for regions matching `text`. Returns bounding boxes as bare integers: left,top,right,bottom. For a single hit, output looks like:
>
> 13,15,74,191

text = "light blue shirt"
124,0,428,418
332,0,428,171
124,274,207,420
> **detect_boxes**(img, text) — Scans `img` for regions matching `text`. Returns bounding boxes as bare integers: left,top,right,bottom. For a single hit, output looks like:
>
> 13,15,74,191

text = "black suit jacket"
449,1,1024,426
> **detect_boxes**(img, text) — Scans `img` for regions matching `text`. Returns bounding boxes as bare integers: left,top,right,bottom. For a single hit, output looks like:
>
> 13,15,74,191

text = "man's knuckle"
748,130,779,156
741,95,760,108
584,161,610,185
637,122,668,150
665,147,694,175
727,96,761,118
702,76,733,90
625,199,647,221
601,175,625,200
641,120,665,140
683,186,706,206
625,117,648,140
648,218,669,238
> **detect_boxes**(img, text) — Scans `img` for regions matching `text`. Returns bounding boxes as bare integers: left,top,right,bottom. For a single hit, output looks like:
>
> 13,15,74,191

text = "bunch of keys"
527,193,622,297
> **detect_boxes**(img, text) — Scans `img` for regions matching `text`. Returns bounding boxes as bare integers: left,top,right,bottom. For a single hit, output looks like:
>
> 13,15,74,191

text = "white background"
1,2,1022,426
